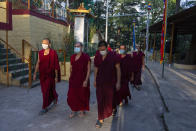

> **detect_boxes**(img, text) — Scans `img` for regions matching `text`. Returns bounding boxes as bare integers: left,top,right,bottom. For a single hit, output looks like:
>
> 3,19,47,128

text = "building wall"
0,2,6,23
0,14,68,53
0,15,31,51
29,15,67,50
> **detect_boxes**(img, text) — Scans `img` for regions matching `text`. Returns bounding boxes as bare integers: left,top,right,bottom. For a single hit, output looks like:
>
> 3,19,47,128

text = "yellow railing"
0,38,32,87
22,39,38,87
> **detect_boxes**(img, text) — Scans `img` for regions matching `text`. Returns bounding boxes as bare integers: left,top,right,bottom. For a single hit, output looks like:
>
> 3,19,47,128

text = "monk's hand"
142,65,145,71
55,77,58,83
116,82,120,91
33,74,36,81
83,80,88,87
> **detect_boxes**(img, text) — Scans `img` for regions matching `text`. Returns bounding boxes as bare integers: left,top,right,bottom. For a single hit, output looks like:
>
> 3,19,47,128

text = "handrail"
22,39,38,51
0,38,30,62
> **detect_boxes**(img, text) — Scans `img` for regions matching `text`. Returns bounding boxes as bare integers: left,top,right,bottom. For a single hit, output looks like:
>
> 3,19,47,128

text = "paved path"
147,61,196,131
0,70,166,131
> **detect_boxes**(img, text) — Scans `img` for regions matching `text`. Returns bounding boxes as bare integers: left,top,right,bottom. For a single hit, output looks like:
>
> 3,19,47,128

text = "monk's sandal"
96,120,103,128
39,109,48,115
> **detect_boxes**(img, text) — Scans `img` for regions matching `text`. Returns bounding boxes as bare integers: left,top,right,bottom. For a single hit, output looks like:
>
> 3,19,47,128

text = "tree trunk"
176,0,181,13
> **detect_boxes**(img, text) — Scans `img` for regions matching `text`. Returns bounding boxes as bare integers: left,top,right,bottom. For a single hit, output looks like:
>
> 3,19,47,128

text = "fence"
11,0,67,21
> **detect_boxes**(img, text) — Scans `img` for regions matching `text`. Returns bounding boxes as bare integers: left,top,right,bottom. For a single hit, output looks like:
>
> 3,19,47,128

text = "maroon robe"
116,54,133,105
133,51,145,85
67,53,90,111
39,49,60,109
94,51,120,120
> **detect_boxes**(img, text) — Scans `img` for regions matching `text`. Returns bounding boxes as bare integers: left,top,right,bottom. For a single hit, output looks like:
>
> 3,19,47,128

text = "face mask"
100,50,107,56
42,44,48,49
74,47,81,53
135,49,138,52
119,49,125,54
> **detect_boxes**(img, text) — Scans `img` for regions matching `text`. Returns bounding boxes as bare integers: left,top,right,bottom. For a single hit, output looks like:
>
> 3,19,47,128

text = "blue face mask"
119,49,125,54
74,47,81,53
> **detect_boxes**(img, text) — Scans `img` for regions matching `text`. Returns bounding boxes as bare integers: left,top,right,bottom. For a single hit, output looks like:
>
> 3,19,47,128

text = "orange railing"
22,39,39,87
0,38,32,87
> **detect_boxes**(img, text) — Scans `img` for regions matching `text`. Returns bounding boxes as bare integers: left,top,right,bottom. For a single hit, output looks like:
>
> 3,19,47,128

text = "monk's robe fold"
67,53,90,111
133,51,145,85
39,49,60,109
116,54,133,105
94,51,120,120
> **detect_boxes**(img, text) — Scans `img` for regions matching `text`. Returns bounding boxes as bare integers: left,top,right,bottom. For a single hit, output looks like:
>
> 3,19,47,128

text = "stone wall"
0,2,6,23
0,13,68,53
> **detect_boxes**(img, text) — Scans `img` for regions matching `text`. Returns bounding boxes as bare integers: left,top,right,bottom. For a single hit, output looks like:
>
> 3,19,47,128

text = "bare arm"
115,63,121,91
94,66,98,88
55,70,58,82
83,61,91,87
85,61,91,81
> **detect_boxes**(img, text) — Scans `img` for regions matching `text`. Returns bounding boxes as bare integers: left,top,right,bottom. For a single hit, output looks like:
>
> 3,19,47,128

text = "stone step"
0,43,4,48
15,74,29,84
22,80,40,88
10,68,29,79
1,63,28,72
0,53,16,59
0,58,22,65
0,48,11,53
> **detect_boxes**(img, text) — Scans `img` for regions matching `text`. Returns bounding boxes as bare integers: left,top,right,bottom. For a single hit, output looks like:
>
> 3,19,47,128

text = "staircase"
0,42,40,88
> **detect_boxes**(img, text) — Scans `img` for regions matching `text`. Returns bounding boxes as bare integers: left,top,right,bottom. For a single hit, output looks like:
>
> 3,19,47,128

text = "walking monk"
94,41,121,128
132,44,145,90
117,45,133,106
67,42,91,118
33,38,60,115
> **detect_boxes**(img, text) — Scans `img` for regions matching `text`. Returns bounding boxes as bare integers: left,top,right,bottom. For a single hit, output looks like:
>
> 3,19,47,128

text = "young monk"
33,38,60,115
67,42,91,118
94,41,121,128
132,44,145,90
117,45,133,106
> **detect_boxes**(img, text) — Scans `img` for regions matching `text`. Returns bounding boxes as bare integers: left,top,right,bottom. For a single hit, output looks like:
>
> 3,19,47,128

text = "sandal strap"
96,120,102,128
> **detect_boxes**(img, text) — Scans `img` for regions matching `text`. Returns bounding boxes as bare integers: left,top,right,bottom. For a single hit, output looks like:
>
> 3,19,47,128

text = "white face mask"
42,44,48,49
74,47,81,53
100,50,107,56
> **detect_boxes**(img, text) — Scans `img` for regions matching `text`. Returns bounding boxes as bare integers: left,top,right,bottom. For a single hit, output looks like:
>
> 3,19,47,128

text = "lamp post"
133,19,136,51
105,0,109,42
145,3,151,64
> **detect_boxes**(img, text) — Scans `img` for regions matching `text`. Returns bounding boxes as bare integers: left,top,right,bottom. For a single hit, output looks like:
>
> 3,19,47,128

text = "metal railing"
0,38,32,87
11,0,67,21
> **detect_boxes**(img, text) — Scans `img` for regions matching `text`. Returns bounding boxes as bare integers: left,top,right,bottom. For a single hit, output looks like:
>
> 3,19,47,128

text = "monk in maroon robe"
33,38,60,115
94,41,121,128
67,42,91,118
132,45,145,90
116,45,133,106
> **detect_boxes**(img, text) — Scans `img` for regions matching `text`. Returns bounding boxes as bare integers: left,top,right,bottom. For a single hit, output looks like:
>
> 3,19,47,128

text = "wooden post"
152,32,157,61
52,0,54,18
22,40,24,62
64,51,66,76
28,0,30,10
6,0,9,87
28,55,32,88
169,23,175,64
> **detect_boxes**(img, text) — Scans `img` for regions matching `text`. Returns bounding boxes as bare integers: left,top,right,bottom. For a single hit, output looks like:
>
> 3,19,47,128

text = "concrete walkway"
147,61,196,131
0,70,165,131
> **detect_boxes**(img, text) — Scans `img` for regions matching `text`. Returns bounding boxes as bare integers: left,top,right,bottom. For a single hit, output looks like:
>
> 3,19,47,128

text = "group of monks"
33,38,145,128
